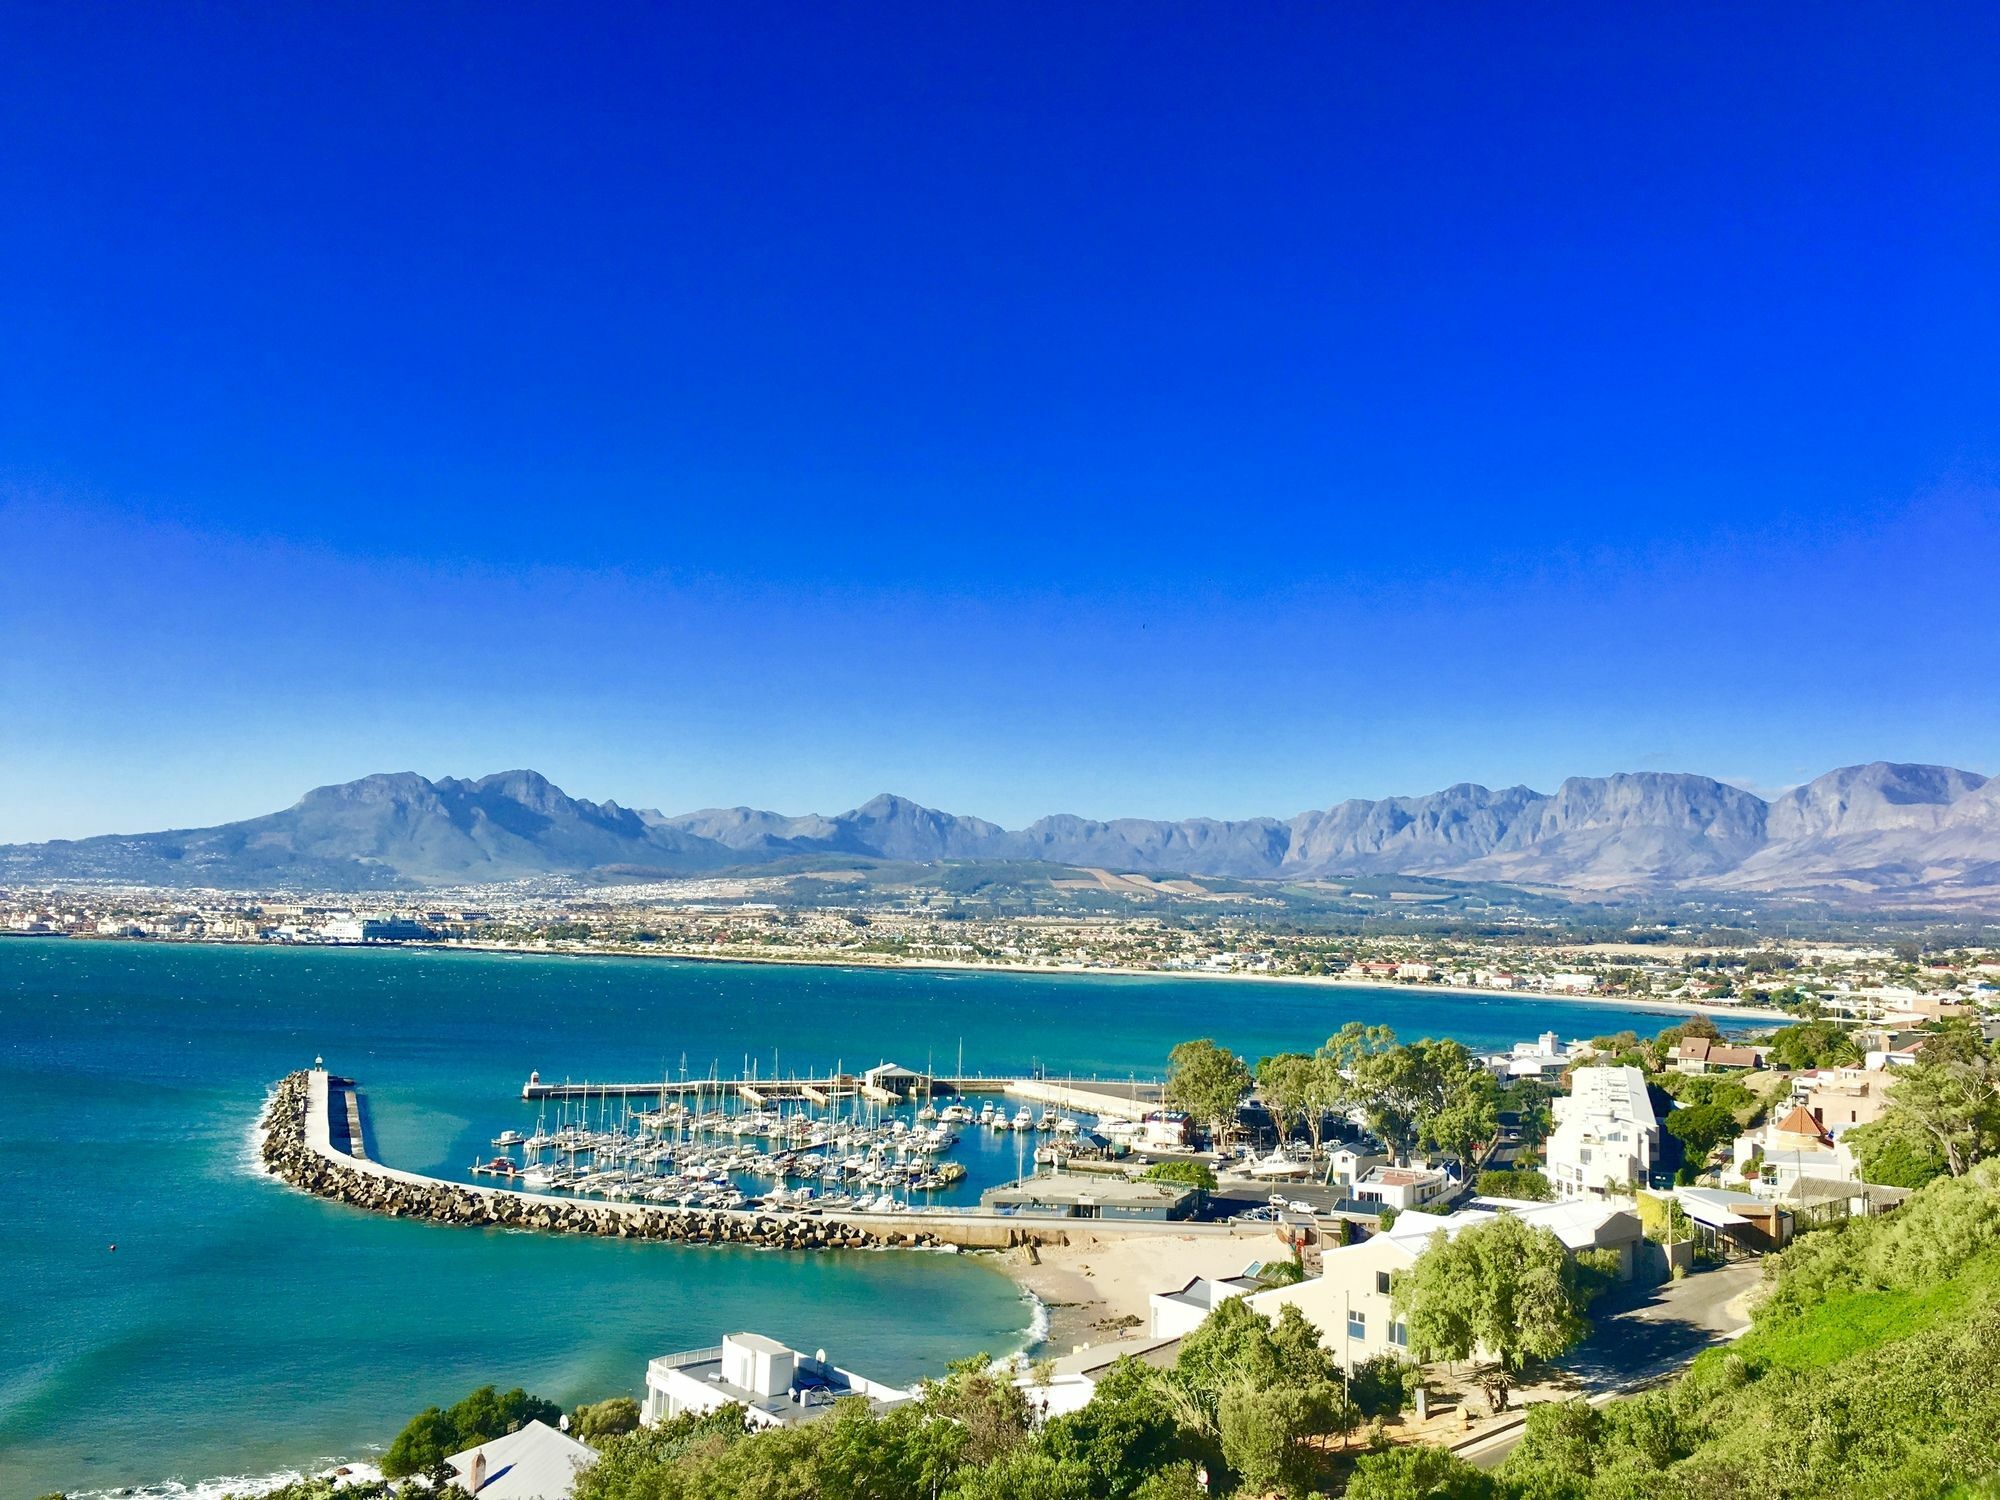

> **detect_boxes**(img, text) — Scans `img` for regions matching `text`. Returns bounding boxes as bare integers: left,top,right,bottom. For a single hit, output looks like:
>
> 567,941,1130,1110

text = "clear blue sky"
4,3,1997,842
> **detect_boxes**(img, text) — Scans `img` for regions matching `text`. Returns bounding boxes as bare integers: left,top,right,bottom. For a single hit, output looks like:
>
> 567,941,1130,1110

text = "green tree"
920,1353,1035,1466
1163,1039,1253,1142
1315,1022,1398,1130
1423,1066,1501,1165
947,1448,1095,1500
1141,1159,1217,1193
571,1397,641,1444
382,1407,458,1479
1391,1215,1589,1371
1354,1037,1489,1162
1345,1445,1494,1500
1765,1018,1862,1071
1664,1102,1740,1172
1256,1052,1318,1145
1040,1359,1197,1500
383,1386,563,1478
1869,1021,2000,1177
1476,1168,1552,1201
1846,1113,1949,1189
1216,1378,1340,1497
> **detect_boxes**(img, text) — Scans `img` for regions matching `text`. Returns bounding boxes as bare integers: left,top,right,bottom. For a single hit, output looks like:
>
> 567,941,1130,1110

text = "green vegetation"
381,1385,561,1477
1764,1017,1861,1070
571,1396,642,1444
1475,1167,1552,1200
1841,1020,1999,1190
566,1304,1366,1500
1490,1159,2000,1498
1163,1039,1253,1140
1662,1102,1738,1180
1354,1037,1498,1163
1390,1213,1592,1371
1141,1159,1218,1193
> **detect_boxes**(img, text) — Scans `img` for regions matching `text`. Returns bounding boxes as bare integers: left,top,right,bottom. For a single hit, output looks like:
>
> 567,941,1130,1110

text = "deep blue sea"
0,940,1693,1498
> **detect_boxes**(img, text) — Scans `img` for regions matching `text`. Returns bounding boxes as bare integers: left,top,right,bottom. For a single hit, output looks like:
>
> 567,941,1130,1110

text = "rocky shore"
258,1069,961,1253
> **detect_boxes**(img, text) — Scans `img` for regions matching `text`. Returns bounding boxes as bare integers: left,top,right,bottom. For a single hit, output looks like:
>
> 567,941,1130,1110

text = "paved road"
1460,1259,1763,1469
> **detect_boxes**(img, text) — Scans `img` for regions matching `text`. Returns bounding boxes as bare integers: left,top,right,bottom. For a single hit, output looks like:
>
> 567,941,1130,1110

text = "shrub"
1476,1168,1552,1201
382,1386,562,1477
1140,1160,1217,1192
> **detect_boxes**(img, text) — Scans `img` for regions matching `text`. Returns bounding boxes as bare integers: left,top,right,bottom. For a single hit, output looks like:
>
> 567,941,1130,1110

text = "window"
1390,1321,1409,1348
1375,1271,1391,1295
1348,1311,1366,1340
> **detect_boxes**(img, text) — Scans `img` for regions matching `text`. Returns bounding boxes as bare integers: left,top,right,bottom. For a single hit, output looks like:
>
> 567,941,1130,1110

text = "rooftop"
447,1420,596,1500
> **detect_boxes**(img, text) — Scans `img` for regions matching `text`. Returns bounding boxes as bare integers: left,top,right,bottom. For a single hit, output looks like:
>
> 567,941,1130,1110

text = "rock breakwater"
258,1070,961,1252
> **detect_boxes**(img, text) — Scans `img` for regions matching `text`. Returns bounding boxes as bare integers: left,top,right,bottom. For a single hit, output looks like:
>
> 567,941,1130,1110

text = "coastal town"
231,946,2000,1500
6,880,1997,1025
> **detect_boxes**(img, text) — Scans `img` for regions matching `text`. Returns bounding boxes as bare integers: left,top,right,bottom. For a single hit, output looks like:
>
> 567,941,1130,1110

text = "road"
1460,1259,1763,1469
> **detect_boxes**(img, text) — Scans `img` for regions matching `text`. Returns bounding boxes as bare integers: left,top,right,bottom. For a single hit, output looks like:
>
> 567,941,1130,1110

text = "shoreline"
403,940,1795,1027
40,932,1792,1027
998,1225,1302,1355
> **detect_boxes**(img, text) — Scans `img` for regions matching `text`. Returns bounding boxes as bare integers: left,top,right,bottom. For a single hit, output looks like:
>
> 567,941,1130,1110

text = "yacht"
491,1129,526,1148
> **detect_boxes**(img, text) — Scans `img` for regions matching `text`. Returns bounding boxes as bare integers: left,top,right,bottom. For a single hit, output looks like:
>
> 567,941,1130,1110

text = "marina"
478,1064,1168,1215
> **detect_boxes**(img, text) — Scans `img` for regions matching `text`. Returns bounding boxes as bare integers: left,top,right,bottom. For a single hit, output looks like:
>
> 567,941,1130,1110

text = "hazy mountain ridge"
3,762,1995,903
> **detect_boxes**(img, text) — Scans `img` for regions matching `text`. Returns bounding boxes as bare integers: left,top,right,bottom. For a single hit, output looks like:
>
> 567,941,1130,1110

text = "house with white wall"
643,1332,913,1430
1244,1199,1641,1365
1546,1065,1659,1198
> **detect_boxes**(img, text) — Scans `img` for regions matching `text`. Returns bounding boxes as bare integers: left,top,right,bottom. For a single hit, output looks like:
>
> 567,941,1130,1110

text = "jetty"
523,1067,1166,1120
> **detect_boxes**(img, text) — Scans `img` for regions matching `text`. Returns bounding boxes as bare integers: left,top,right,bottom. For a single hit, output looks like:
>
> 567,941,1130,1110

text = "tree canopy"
1870,1022,2000,1177
1764,1018,1862,1071
1391,1214,1588,1371
382,1386,562,1477
1164,1039,1253,1140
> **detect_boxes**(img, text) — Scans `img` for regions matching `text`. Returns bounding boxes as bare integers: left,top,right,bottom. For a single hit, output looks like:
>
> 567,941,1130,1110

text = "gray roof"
448,1420,596,1500
1042,1333,1184,1381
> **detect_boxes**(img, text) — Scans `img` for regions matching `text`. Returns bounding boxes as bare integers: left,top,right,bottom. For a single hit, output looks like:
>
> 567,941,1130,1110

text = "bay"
0,940,1700,1497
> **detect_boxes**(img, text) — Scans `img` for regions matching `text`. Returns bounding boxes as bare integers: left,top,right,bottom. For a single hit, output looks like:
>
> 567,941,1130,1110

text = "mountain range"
4,762,1997,905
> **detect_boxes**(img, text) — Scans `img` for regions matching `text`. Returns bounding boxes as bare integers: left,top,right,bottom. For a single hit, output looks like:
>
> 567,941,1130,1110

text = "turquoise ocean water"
1,940,1698,1498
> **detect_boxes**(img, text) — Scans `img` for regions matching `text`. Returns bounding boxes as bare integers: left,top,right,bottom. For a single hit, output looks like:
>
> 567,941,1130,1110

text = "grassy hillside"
1482,1160,2000,1499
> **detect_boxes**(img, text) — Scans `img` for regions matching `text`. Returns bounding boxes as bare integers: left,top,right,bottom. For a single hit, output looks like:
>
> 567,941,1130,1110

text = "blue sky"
4,3,1997,841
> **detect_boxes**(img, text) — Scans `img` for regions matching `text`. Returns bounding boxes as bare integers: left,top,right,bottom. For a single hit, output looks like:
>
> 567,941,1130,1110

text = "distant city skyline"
4,5,1999,843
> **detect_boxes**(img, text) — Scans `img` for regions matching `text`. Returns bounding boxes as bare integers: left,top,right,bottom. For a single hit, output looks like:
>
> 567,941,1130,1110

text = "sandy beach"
1000,1225,1297,1354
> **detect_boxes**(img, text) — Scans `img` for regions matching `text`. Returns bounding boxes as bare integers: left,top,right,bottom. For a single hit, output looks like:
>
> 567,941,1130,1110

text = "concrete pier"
522,1071,1166,1118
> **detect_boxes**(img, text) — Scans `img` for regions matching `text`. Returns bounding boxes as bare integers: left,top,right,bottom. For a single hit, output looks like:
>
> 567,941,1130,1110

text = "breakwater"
258,1069,955,1251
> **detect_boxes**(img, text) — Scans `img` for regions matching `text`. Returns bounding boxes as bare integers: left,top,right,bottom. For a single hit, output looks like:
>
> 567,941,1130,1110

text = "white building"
1546,1065,1659,1199
1731,1104,1862,1196
1245,1199,1640,1365
1353,1164,1451,1211
1147,1273,1265,1339
1486,1031,1575,1081
1017,1334,1183,1420
642,1332,913,1430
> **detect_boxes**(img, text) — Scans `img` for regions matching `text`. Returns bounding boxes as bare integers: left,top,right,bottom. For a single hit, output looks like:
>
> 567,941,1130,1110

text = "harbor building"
980,1174,1195,1221
642,1332,913,1430
1546,1065,1660,1198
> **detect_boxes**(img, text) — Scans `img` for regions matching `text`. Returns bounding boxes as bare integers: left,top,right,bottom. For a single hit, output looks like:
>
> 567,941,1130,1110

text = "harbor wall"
259,1069,1252,1254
